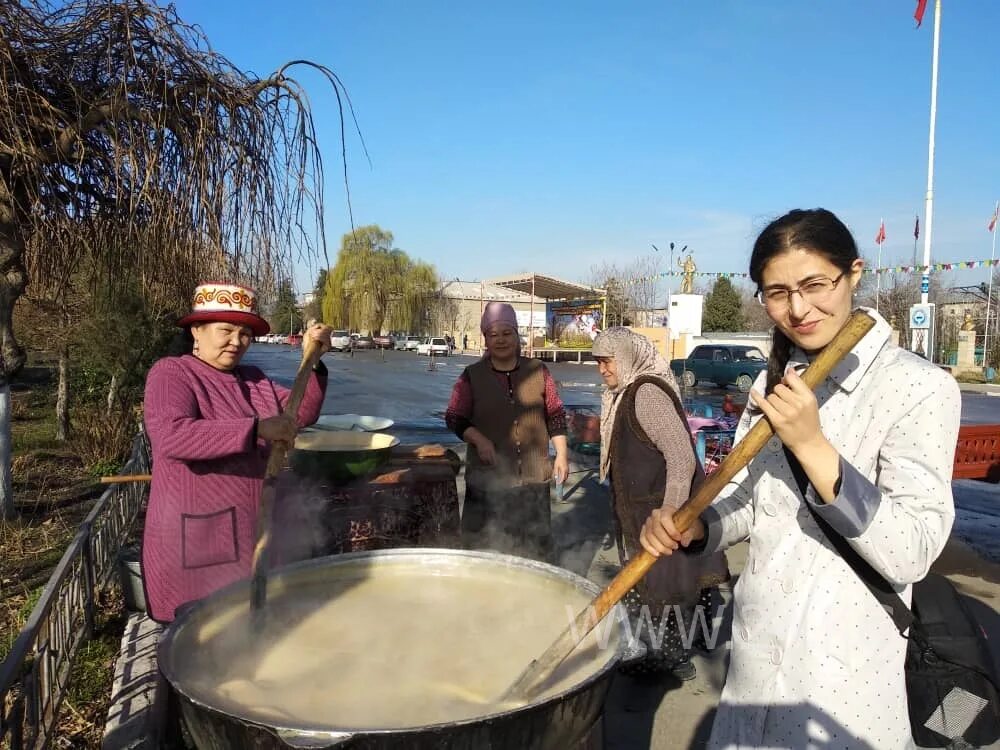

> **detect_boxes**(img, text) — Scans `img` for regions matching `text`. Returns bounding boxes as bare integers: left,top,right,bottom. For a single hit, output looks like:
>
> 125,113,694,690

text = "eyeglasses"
756,272,846,309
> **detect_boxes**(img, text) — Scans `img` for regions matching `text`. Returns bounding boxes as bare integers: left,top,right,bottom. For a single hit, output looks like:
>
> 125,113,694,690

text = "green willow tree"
322,225,437,333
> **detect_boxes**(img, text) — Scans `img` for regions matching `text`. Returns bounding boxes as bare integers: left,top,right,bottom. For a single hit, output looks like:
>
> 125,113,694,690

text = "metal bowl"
290,431,400,483
311,414,395,432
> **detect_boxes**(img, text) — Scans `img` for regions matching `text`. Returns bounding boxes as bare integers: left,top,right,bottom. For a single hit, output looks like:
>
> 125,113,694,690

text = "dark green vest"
465,357,551,489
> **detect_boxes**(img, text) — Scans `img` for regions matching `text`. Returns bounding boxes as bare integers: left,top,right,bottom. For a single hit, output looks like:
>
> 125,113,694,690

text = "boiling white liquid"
170,566,618,730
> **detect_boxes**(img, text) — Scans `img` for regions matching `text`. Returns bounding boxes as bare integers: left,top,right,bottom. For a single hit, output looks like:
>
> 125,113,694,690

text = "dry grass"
54,588,127,748
3,363,131,749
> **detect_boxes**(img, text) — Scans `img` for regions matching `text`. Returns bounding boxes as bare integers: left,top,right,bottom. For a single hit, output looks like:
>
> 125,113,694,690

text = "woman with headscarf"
592,327,729,680
445,301,569,561
142,282,332,622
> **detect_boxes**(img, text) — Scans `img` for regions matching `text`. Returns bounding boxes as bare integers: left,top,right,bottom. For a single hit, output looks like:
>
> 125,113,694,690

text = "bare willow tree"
590,255,664,327
856,267,951,356
0,0,358,518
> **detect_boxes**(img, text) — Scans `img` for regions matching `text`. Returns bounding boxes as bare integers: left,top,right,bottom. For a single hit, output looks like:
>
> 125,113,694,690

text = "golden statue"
678,254,697,294
961,312,976,331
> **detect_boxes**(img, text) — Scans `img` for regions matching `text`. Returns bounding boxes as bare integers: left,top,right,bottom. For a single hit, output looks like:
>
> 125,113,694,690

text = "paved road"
243,346,608,445
245,345,1000,562
244,347,754,439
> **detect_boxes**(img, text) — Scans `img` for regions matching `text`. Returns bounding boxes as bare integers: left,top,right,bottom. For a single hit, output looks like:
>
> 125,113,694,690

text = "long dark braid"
750,208,860,396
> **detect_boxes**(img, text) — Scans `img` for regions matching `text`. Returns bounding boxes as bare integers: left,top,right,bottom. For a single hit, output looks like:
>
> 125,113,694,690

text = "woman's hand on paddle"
640,509,703,557
304,322,333,355
258,414,298,444
749,368,825,454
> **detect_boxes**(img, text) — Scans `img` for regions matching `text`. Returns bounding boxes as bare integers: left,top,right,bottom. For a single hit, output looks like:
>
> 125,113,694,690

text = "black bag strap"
782,447,915,635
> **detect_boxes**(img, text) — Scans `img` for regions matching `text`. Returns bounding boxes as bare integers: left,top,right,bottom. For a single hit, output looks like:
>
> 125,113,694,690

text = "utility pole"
909,0,942,361
920,0,942,307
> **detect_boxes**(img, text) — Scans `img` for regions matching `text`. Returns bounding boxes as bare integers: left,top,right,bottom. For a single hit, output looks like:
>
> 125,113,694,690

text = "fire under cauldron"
158,548,640,749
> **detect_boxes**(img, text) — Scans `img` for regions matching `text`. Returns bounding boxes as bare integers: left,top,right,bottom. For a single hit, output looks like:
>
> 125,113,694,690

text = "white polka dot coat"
699,309,960,749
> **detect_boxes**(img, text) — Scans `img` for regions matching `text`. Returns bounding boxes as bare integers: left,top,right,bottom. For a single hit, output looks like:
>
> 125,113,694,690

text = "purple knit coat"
141,354,326,622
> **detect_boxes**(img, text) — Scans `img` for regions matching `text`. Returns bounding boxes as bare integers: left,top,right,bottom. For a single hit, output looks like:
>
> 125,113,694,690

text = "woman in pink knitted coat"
141,283,331,622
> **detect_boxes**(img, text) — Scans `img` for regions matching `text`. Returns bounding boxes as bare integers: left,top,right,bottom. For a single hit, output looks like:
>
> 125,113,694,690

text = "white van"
330,330,352,352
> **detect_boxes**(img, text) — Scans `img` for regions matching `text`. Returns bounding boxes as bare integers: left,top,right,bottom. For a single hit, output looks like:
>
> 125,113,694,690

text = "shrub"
955,370,987,384
69,407,136,474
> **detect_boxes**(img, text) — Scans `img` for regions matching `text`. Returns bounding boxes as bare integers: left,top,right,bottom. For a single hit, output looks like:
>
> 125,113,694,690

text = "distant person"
641,208,960,747
141,282,332,622
592,327,728,681
445,302,569,560
719,393,740,429
462,333,468,351
721,394,737,415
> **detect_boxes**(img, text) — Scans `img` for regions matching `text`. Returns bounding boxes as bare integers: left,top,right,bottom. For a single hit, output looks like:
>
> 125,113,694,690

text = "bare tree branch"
0,0,363,380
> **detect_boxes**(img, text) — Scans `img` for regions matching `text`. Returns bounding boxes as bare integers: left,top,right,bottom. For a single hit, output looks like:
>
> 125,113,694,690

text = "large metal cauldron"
158,548,639,749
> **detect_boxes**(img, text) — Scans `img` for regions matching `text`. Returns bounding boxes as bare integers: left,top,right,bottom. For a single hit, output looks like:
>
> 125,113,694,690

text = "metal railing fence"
0,433,149,750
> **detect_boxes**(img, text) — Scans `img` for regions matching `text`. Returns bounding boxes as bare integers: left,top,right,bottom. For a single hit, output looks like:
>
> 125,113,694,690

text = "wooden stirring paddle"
500,310,877,703
250,336,325,614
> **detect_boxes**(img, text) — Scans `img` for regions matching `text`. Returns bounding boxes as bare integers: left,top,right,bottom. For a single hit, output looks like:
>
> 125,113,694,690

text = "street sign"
909,303,935,360
910,304,931,330
921,275,930,294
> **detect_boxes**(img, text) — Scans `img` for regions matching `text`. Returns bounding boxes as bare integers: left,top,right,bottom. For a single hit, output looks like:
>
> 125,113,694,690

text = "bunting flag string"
620,258,1000,286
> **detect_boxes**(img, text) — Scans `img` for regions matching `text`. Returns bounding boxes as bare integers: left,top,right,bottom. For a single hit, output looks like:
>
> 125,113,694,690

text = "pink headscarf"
480,302,518,333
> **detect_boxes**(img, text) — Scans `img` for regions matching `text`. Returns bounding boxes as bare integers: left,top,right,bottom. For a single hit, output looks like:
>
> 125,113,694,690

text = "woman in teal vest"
445,302,569,561
593,327,729,680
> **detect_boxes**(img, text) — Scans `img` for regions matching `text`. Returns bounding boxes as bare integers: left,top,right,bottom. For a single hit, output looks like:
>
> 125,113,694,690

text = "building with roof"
433,274,604,353
432,280,546,350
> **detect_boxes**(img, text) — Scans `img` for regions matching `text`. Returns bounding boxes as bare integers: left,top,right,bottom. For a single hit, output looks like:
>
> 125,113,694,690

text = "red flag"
914,0,928,27
914,216,920,240
989,206,999,233
875,221,886,245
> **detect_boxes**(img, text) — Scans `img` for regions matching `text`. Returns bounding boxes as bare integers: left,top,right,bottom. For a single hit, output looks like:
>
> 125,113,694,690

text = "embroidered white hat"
176,282,270,336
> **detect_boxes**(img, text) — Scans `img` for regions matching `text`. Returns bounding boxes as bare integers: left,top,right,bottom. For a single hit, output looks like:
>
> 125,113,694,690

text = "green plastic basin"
290,431,400,484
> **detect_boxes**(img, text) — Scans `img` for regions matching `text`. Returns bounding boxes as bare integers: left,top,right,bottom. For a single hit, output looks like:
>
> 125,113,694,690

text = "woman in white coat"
641,208,961,748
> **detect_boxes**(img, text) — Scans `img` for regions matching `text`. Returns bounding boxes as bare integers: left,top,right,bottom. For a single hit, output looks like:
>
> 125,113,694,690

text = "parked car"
330,330,352,352
417,337,450,357
373,334,393,349
670,344,767,392
397,335,422,351
354,335,375,350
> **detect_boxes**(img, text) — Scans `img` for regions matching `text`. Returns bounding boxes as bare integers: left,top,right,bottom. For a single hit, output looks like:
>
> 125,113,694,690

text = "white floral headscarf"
592,327,680,480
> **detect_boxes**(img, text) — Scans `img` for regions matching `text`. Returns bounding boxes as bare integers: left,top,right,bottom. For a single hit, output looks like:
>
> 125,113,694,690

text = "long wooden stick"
500,310,877,702
99,474,152,484
250,337,324,614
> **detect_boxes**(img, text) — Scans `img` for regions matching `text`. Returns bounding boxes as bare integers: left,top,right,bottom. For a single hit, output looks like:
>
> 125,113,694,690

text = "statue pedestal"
669,294,704,338
957,330,978,372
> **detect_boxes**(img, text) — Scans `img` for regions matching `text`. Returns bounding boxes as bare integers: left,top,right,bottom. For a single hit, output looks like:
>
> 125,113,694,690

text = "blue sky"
170,0,999,295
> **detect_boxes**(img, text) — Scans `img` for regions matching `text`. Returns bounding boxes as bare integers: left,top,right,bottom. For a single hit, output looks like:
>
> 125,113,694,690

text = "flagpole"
913,214,919,268
986,199,999,369
876,217,882,315
920,0,942,307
